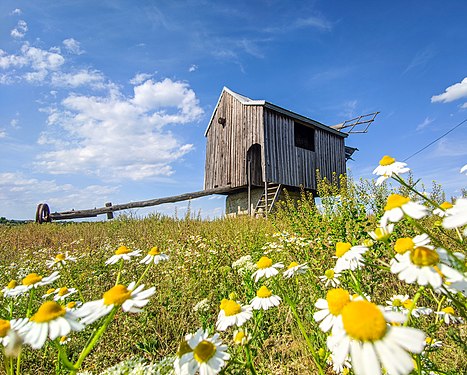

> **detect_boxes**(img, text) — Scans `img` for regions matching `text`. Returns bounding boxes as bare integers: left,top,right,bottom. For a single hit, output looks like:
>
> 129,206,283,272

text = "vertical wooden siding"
263,109,346,189
204,92,264,189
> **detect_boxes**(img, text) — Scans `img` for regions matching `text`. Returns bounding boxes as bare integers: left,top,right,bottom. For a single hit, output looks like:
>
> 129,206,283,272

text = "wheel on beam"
35,203,51,224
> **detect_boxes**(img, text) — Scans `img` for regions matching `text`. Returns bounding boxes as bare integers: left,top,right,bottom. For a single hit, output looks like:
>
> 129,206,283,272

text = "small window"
294,122,315,151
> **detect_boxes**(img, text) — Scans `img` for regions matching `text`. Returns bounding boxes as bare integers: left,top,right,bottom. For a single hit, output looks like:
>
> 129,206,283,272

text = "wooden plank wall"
264,109,346,190
204,92,264,189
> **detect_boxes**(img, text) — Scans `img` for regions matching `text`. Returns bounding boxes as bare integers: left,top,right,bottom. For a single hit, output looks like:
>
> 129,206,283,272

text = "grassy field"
0,174,466,374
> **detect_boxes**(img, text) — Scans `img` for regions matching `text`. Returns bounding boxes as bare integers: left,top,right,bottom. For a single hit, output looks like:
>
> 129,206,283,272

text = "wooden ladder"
254,183,282,216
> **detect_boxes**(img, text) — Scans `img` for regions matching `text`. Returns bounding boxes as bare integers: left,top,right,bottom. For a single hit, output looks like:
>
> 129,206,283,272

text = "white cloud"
0,129,6,138
11,9,22,15
35,78,203,181
188,64,198,72
416,117,434,131
10,20,28,39
431,77,467,106
51,69,106,88
129,73,153,85
295,15,333,31
62,38,84,55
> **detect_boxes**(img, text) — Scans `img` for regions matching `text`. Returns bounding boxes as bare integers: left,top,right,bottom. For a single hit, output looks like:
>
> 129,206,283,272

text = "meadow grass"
0,169,466,374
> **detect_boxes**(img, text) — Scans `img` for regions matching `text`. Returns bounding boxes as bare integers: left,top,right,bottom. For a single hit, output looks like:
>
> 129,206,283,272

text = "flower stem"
115,259,124,286
62,265,85,303
135,262,152,287
404,286,424,327
245,344,258,375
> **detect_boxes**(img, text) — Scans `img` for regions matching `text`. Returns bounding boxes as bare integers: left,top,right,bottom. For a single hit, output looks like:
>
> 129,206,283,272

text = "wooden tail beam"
35,186,236,223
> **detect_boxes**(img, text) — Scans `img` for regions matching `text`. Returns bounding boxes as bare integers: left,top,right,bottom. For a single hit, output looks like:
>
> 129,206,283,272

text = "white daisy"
1,280,19,298
393,233,431,255
333,243,368,273
23,301,84,349
0,318,28,347
328,300,426,375
12,271,60,295
380,194,428,227
53,287,77,301
328,352,352,375
283,261,308,278
432,202,454,217
390,247,464,290
373,155,410,185
105,246,142,265
59,335,71,345
384,294,410,313
216,299,252,331
180,328,230,375
368,223,394,242
140,246,170,265
444,278,467,297
250,286,281,310
423,337,442,351
319,269,341,288
233,328,251,346
75,282,155,325
46,252,77,269
314,288,351,333
251,256,284,282
435,306,464,325
442,197,467,236
42,288,57,299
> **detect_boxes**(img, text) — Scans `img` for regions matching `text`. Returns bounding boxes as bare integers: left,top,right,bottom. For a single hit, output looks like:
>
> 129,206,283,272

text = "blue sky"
1,1,466,220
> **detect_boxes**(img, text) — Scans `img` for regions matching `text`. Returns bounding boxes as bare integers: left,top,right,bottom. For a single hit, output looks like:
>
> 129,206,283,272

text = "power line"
403,117,467,162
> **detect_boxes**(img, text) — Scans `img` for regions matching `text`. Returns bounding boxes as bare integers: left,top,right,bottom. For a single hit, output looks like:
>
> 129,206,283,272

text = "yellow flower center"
67,302,77,309
335,242,351,257
22,273,43,286
31,301,66,323
439,202,453,210
410,247,439,267
148,246,160,255
219,298,229,310
394,238,414,254
115,246,131,255
326,288,350,316
103,285,132,306
324,269,335,279
7,280,17,289
234,330,246,344
58,287,69,296
392,298,403,307
384,194,410,211
46,288,56,295
402,299,414,309
222,300,242,316
342,300,387,341
0,319,11,337
176,339,193,357
287,261,299,269
256,286,272,298
193,340,216,363
379,155,395,166
373,227,390,241
55,254,66,262
441,306,455,315
257,256,273,269
59,336,68,343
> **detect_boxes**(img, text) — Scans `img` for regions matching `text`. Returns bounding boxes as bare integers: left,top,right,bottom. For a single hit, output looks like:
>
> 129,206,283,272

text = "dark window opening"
294,122,315,151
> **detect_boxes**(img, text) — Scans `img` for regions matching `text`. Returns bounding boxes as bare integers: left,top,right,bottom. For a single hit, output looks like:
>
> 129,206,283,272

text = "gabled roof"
204,87,347,138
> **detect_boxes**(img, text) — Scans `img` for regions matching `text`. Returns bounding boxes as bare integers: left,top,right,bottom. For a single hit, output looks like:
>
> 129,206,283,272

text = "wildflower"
179,328,230,375
333,242,368,273
327,352,352,375
42,288,56,299
65,301,82,311
433,202,454,217
314,288,351,332
283,261,308,278
373,155,410,185
232,255,256,275
233,328,250,345
23,301,83,349
216,299,252,331
13,271,60,295
368,224,394,242
105,246,142,265
0,318,28,347
46,252,77,268
75,282,155,325
174,338,193,375
319,269,341,288
53,287,77,301
393,233,431,255
328,300,425,375
251,256,284,282
140,246,169,265
384,294,410,312
435,306,464,325
193,298,210,314
380,194,428,227
390,247,463,289
442,197,467,236
424,337,442,350
250,286,281,311
1,280,19,298
59,336,71,345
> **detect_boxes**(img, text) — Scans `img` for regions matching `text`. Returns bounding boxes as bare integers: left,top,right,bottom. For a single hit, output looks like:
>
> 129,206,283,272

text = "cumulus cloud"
129,73,153,85
11,20,28,38
431,77,467,107
35,78,203,180
188,64,198,72
11,9,22,15
0,129,6,138
51,69,106,88
62,38,84,55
